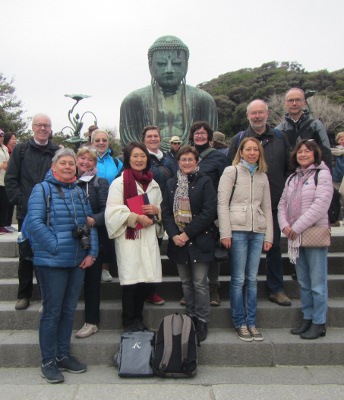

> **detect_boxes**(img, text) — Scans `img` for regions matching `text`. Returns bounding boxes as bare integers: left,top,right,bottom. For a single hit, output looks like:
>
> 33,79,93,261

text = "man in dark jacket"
228,100,291,306
276,88,332,169
5,114,59,310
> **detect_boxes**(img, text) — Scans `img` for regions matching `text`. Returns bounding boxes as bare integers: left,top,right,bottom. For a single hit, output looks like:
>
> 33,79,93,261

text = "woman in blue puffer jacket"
27,148,98,384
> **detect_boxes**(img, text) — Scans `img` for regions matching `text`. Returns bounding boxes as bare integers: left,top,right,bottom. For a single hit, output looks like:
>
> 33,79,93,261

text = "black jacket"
77,175,109,254
149,152,173,193
162,171,217,264
196,147,229,191
5,139,59,219
228,125,290,210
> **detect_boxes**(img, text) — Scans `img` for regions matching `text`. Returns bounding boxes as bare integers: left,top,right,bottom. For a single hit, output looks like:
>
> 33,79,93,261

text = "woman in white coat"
105,142,163,331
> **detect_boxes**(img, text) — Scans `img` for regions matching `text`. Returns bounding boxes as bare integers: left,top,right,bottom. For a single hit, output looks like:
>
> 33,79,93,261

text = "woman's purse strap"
229,166,238,206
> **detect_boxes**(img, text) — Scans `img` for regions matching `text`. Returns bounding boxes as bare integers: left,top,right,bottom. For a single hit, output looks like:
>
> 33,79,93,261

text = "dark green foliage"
198,62,344,139
0,73,27,135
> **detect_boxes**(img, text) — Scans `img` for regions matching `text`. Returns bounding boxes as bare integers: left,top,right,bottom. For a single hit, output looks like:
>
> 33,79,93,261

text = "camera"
72,225,90,250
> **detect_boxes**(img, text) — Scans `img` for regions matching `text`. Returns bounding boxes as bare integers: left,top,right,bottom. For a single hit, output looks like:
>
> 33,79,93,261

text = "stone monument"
120,35,218,151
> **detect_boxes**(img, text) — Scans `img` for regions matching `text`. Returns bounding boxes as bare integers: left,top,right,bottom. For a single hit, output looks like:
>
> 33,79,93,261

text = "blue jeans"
295,247,328,324
266,209,284,294
35,266,84,363
177,261,210,323
230,231,264,328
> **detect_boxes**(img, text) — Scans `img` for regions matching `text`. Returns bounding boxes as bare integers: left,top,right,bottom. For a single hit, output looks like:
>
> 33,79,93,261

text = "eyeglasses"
94,139,108,143
33,123,51,129
171,142,181,145
286,98,304,104
194,132,207,137
179,157,196,163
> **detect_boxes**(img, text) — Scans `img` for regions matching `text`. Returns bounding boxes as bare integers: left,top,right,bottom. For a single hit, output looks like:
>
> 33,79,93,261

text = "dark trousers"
0,186,11,227
17,218,36,300
83,257,102,324
121,283,154,327
266,209,284,294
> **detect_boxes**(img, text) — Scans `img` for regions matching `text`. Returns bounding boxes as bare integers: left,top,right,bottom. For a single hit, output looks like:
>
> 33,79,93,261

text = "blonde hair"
335,131,344,143
76,147,98,163
232,137,268,173
91,129,108,144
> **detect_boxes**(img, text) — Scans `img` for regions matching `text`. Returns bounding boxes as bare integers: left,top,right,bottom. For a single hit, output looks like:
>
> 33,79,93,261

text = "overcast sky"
2,0,343,137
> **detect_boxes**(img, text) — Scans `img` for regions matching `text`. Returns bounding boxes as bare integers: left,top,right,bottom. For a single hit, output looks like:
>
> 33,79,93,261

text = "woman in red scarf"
105,142,163,331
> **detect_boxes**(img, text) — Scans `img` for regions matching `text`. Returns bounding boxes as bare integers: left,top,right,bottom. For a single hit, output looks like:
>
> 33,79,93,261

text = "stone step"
1,327,343,368
0,253,343,279
1,299,343,331
0,227,343,258
1,275,344,302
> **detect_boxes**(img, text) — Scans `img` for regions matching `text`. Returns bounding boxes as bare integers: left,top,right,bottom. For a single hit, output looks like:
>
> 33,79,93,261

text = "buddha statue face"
149,49,188,89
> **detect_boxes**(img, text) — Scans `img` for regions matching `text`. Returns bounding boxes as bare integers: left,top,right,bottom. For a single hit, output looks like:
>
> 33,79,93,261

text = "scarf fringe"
288,236,301,264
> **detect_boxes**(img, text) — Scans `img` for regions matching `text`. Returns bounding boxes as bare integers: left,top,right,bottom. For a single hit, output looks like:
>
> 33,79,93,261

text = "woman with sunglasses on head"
91,129,123,282
74,147,110,338
218,137,273,342
278,140,333,340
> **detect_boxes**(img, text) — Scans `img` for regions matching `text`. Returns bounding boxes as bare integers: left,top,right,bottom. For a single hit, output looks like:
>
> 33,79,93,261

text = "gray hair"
91,129,108,144
52,148,77,164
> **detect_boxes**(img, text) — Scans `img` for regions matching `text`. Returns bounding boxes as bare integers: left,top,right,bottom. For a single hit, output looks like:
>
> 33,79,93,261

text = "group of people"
1,85,340,384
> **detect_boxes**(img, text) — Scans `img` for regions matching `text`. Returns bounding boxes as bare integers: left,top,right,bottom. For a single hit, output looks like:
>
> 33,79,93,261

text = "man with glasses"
165,135,182,175
276,88,332,169
5,114,59,310
228,100,291,307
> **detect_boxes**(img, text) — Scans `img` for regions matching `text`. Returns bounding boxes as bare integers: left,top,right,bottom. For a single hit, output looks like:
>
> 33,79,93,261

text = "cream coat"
105,174,163,285
218,165,273,243
0,144,9,186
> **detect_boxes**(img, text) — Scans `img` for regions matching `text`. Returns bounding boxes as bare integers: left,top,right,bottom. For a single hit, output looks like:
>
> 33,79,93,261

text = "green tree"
0,73,27,134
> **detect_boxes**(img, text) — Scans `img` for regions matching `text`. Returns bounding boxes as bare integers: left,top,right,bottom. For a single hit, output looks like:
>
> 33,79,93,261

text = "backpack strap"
39,182,52,227
235,131,247,150
199,147,216,160
314,169,320,186
180,315,192,364
287,172,297,186
159,314,174,371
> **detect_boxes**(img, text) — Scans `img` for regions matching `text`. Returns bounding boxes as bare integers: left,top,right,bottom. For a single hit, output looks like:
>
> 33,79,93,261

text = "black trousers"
83,257,102,324
17,218,36,299
121,283,155,327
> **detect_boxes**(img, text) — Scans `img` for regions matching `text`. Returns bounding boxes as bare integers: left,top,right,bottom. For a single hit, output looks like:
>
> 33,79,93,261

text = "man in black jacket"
5,114,59,310
228,100,291,306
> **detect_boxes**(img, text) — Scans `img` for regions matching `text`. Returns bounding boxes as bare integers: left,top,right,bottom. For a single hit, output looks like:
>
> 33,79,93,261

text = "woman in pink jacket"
278,140,333,340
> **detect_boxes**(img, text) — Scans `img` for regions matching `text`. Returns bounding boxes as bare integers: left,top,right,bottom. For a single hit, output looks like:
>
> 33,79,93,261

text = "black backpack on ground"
152,313,198,378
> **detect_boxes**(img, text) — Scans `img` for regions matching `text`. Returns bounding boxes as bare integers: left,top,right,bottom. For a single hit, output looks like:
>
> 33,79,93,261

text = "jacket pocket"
229,205,247,226
256,208,267,230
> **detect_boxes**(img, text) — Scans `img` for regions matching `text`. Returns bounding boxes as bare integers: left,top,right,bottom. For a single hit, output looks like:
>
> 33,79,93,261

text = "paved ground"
1,365,344,399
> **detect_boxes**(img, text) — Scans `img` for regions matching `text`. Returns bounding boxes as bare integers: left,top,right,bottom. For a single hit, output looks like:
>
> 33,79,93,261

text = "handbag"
114,330,155,377
301,226,331,248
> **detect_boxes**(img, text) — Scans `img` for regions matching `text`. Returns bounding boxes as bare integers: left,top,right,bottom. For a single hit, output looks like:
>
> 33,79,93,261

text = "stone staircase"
0,228,343,368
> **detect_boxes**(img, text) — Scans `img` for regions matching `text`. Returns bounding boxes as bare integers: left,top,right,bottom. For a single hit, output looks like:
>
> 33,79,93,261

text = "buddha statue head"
148,35,190,92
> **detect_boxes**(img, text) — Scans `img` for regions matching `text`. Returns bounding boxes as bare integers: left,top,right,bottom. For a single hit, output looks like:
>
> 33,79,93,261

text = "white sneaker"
101,269,113,282
75,323,98,338
5,226,17,232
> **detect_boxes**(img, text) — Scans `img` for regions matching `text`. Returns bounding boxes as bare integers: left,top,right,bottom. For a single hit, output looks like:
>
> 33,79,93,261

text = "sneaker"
5,226,17,232
269,291,291,306
248,326,264,341
15,298,30,310
75,323,99,338
235,326,253,342
56,355,87,373
41,360,64,384
101,269,113,282
209,284,221,306
145,293,165,305
0,227,12,233
180,297,186,306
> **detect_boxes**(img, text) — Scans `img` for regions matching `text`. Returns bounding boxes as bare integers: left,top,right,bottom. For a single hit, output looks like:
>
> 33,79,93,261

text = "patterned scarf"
123,168,153,240
173,167,199,232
